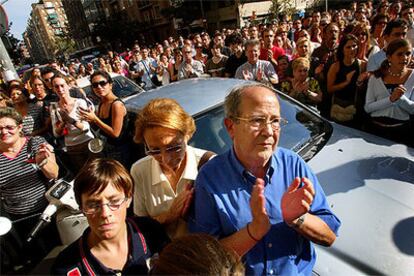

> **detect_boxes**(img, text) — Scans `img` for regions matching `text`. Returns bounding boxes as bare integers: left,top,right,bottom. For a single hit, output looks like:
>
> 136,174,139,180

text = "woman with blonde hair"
281,57,322,109
131,98,213,239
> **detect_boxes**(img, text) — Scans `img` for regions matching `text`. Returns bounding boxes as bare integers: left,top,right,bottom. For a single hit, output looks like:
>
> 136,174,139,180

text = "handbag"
330,104,356,122
88,128,107,153
330,94,357,122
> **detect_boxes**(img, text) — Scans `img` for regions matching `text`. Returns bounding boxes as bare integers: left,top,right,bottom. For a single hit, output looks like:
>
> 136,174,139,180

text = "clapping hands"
281,177,315,225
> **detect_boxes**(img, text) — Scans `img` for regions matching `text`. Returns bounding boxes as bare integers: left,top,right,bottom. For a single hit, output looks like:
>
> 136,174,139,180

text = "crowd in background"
1,0,414,273
3,0,412,145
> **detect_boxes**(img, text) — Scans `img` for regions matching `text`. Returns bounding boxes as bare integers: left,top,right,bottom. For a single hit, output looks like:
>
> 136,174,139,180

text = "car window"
82,76,143,105
112,76,142,98
189,93,333,161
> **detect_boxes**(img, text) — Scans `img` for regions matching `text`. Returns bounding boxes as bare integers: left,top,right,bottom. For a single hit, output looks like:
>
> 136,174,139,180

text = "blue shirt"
189,147,341,275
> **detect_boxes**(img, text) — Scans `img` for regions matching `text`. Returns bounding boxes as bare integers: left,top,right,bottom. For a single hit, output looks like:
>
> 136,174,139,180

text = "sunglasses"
91,80,109,88
144,142,184,156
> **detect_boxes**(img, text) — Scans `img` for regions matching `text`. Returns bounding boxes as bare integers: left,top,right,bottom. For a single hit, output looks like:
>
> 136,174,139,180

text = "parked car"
76,73,145,105
124,78,414,275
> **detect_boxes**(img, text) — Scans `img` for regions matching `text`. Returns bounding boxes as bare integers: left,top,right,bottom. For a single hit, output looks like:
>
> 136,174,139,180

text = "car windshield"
189,93,332,161
83,76,142,105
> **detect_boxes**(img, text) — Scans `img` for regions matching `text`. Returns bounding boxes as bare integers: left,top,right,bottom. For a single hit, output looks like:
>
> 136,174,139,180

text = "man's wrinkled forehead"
239,86,280,110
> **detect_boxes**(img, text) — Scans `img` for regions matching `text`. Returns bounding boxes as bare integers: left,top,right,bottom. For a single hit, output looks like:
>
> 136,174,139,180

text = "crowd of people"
0,0,413,274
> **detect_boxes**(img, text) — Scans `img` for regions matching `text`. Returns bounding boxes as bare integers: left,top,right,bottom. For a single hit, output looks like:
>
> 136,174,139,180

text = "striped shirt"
0,136,50,215
22,103,44,136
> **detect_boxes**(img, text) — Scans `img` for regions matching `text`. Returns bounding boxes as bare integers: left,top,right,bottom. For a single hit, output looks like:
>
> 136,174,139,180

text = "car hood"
310,123,414,275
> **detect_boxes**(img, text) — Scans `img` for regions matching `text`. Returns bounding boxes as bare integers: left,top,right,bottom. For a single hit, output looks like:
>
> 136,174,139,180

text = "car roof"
125,78,246,116
76,72,121,88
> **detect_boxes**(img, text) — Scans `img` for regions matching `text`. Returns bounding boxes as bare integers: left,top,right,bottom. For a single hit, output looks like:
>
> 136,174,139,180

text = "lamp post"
0,3,18,83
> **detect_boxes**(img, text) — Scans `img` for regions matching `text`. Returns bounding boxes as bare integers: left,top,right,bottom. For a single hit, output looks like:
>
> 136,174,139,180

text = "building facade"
24,0,69,63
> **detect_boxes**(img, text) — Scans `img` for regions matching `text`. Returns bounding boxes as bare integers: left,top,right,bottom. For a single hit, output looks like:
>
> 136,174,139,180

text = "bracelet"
38,158,48,168
246,223,260,242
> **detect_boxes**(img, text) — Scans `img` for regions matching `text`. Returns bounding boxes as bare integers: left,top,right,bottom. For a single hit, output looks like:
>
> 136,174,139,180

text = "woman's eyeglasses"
91,80,109,88
0,125,18,132
145,142,185,156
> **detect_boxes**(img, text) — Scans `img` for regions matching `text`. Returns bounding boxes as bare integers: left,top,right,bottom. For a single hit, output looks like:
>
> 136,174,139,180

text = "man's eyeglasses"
92,80,109,88
232,116,288,130
0,125,18,132
82,197,129,215
44,78,53,83
145,143,185,156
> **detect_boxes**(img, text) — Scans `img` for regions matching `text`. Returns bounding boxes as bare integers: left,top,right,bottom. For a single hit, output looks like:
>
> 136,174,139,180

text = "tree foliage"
1,23,21,64
269,0,297,20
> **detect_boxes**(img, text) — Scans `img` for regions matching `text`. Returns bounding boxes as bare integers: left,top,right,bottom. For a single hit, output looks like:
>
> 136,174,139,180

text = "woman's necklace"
388,68,405,77
212,56,222,64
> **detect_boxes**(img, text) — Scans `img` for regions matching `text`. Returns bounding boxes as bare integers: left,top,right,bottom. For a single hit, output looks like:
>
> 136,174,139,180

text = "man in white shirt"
178,45,204,80
235,39,278,85
401,6,414,46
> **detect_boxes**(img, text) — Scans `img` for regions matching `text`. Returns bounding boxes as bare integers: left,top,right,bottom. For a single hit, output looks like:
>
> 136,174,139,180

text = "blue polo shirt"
189,147,341,275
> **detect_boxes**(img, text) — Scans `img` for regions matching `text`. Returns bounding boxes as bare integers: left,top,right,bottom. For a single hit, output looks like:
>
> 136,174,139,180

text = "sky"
2,0,38,40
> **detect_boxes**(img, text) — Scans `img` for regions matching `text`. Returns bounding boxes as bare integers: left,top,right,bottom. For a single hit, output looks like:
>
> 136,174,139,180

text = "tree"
1,23,21,64
269,0,297,21
54,35,75,59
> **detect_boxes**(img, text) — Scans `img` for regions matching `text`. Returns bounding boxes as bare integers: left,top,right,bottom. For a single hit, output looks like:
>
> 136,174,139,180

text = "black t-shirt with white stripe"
0,136,49,215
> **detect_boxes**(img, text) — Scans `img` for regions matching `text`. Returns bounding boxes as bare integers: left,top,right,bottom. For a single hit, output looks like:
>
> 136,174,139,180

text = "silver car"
76,73,144,105
125,78,414,275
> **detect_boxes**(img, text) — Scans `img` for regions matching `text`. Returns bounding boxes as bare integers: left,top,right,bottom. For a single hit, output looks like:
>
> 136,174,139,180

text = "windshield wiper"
292,132,326,161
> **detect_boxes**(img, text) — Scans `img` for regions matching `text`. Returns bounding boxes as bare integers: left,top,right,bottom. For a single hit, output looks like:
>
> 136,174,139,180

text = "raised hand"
242,69,251,80
390,85,406,102
78,106,97,123
58,109,76,125
256,67,263,81
357,71,370,82
267,49,273,61
281,177,315,225
249,178,270,240
35,143,54,166
168,182,194,220
345,70,356,84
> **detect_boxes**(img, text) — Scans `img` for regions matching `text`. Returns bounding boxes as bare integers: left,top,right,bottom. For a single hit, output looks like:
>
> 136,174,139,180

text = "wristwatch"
290,214,306,228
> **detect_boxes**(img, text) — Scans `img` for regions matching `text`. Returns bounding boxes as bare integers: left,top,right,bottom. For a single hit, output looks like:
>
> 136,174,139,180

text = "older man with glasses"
177,45,204,80
189,83,340,275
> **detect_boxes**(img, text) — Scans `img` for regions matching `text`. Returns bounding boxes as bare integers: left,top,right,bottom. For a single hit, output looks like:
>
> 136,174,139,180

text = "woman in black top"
327,34,369,126
79,70,131,167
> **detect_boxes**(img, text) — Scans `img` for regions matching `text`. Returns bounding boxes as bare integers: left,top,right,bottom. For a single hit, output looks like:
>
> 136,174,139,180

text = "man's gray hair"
224,82,274,119
244,39,261,49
